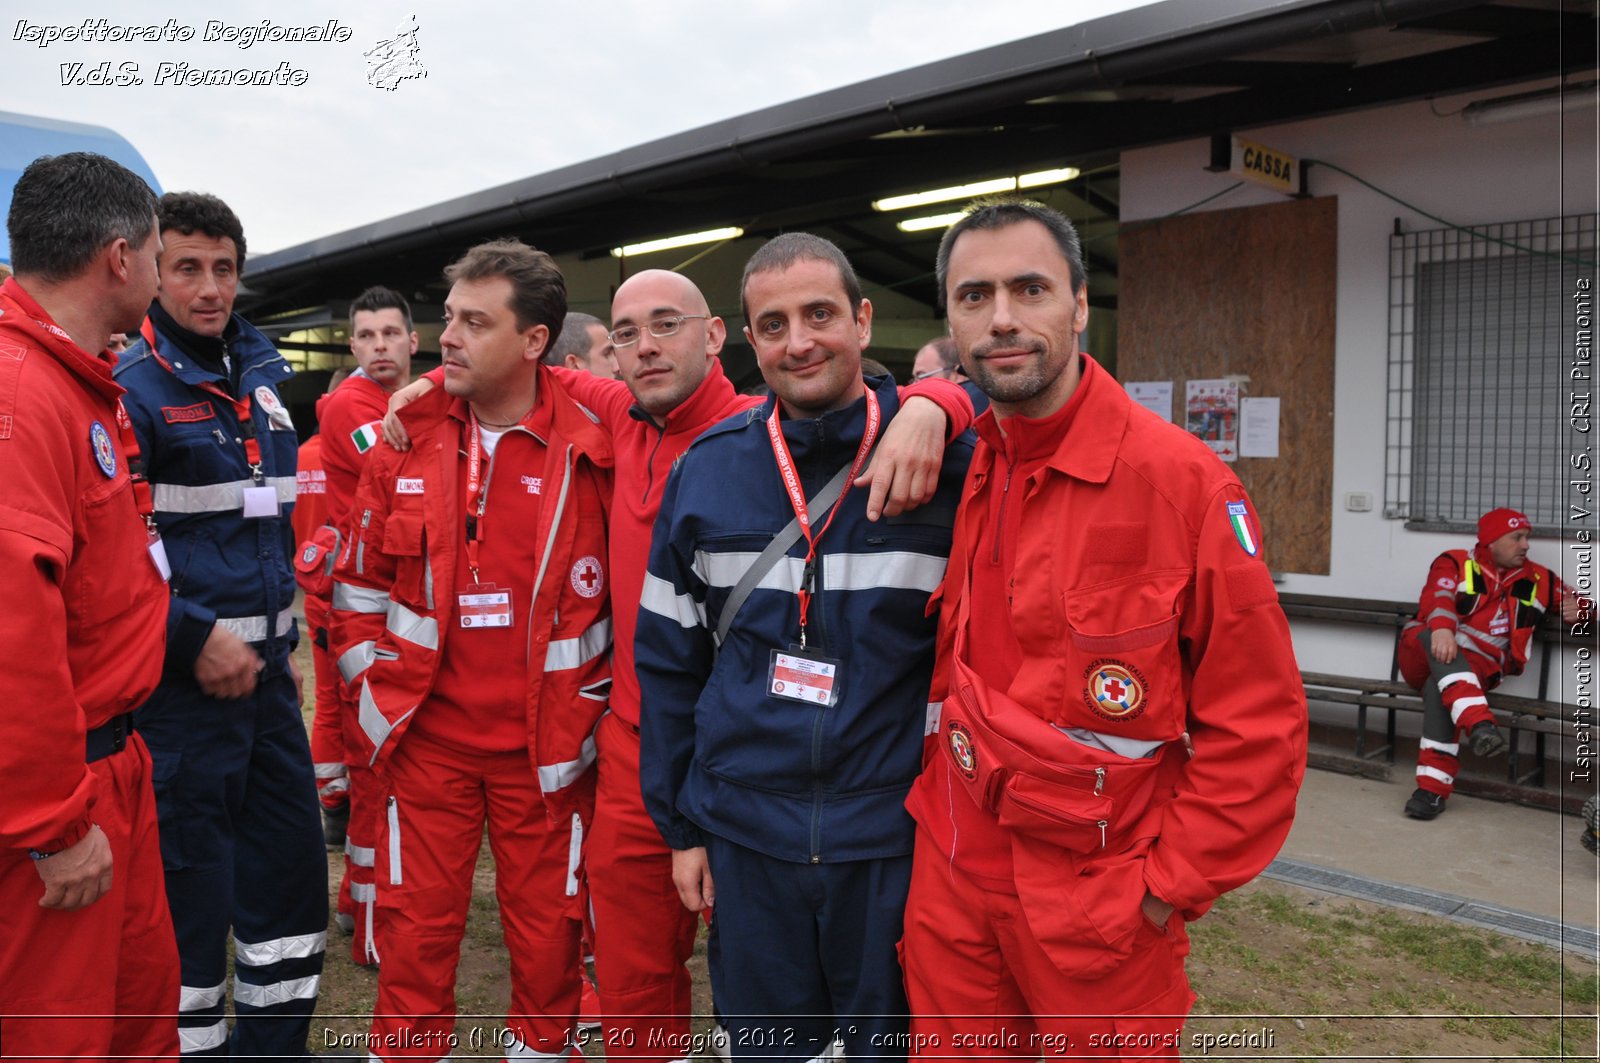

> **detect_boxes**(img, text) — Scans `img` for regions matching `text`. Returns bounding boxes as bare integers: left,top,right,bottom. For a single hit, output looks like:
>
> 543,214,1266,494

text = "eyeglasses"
608,315,707,348
911,367,954,382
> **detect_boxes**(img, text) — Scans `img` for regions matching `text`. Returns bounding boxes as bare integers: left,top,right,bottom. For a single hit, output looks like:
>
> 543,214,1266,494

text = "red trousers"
901,830,1194,1060
306,591,348,810
1398,632,1498,797
0,736,181,1060
587,712,701,1062
372,730,582,1061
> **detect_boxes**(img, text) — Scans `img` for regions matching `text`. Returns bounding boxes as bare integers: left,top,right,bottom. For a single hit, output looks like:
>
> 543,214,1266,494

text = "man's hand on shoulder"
195,624,264,700
35,824,113,910
854,394,947,521
382,376,436,451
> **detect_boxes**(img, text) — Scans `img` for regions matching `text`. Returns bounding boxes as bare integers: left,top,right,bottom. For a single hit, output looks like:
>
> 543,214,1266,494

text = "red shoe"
579,971,601,1031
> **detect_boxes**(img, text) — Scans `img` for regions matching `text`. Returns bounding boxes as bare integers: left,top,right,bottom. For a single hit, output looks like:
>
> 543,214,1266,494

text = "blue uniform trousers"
138,667,327,1058
703,833,911,1062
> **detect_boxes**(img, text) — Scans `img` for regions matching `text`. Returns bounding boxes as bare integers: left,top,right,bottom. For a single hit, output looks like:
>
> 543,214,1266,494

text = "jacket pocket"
380,510,429,607
1063,570,1189,737
1012,831,1154,979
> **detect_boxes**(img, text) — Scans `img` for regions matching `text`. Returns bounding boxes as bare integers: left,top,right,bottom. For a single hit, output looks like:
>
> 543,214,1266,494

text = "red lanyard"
139,318,263,481
463,411,494,583
765,390,880,643
113,398,159,540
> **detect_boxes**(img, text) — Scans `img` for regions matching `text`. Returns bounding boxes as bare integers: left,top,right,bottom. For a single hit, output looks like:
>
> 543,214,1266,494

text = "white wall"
1121,80,1598,697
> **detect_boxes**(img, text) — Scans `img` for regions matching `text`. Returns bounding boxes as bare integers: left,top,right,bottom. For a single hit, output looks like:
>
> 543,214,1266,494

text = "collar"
0,277,123,402
1471,544,1526,585
755,372,901,458
448,379,556,442
628,358,740,433
972,354,1124,484
147,300,234,374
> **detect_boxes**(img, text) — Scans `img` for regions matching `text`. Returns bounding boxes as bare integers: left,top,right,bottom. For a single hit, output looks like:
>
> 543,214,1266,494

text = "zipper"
991,460,1015,565
355,508,373,574
642,423,666,505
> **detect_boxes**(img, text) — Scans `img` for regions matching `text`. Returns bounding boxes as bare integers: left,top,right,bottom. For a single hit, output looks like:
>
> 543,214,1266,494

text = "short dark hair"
928,336,960,371
543,311,605,366
158,191,247,270
935,198,1086,308
349,285,413,331
740,232,863,324
444,238,567,351
6,152,157,282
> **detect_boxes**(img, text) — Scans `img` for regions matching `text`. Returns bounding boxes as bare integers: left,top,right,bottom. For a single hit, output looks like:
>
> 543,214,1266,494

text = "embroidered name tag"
162,401,216,424
396,478,424,495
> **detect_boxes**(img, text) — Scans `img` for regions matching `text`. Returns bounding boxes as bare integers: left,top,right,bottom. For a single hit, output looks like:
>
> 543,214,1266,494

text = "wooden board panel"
1118,196,1337,575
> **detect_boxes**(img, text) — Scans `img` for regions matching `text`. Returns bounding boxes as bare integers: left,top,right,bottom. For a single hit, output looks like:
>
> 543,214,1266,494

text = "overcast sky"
2,1,1152,256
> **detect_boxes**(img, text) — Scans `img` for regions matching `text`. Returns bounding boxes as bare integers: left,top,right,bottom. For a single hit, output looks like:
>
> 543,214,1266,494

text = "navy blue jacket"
636,375,971,864
114,310,299,674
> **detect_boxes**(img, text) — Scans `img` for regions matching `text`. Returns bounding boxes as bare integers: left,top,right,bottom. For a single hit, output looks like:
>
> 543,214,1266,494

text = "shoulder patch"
1225,499,1260,557
1224,561,1279,613
351,421,382,453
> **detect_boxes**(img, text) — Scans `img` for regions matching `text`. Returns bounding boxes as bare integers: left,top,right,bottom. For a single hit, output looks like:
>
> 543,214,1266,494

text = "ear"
407,331,419,356
523,323,551,363
704,315,727,358
1072,286,1089,336
106,237,134,283
742,324,757,349
564,353,585,371
855,297,874,351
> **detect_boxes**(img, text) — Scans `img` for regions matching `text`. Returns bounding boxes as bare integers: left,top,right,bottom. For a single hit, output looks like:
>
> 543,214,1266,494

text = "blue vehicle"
0,110,161,266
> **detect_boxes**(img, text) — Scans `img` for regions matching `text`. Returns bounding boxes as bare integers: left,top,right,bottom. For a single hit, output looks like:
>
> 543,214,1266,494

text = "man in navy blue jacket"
636,233,971,1062
115,192,325,1059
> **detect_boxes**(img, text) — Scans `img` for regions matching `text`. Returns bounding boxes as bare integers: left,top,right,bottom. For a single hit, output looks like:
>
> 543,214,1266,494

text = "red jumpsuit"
903,355,1306,1059
0,277,181,1060
316,373,393,964
330,370,613,1060
1399,547,1574,797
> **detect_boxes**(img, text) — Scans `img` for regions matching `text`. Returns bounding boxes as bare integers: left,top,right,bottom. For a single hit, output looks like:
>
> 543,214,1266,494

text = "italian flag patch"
351,421,381,453
1227,500,1259,556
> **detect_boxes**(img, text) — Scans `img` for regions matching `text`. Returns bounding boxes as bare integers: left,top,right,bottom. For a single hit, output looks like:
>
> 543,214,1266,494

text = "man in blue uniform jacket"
115,191,325,1059
636,233,972,1062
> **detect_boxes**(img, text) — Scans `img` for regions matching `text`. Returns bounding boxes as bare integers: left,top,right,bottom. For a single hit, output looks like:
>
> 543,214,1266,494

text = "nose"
786,321,817,359
989,290,1018,334
439,320,461,350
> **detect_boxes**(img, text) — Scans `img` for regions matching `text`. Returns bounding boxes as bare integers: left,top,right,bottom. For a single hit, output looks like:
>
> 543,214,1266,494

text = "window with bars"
1385,214,1596,533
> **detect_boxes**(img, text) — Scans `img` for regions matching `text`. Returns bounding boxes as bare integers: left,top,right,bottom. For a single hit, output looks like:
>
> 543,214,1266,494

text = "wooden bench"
1279,592,1571,788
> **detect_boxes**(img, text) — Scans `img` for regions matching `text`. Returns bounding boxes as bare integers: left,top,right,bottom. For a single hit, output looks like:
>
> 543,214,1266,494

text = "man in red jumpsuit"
0,151,181,1060
1399,508,1583,819
901,200,1307,1058
331,240,613,1059
381,267,968,1061
312,285,418,963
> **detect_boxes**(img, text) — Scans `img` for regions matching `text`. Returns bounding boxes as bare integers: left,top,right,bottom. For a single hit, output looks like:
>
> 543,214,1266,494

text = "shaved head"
610,269,725,422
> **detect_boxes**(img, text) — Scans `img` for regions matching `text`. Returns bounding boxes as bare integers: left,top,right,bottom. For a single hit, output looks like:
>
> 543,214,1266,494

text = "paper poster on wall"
1127,381,1174,423
1240,397,1281,458
1185,379,1239,462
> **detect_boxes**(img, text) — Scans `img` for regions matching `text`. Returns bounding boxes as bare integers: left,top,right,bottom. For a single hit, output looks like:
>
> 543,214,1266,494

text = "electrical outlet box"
1345,492,1373,512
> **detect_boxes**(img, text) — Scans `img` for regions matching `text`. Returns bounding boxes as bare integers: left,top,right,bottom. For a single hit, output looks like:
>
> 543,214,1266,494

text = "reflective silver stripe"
1417,765,1454,785
1458,624,1509,649
1425,608,1457,623
346,840,376,867
179,1019,229,1053
640,572,704,629
507,1036,574,1060
318,776,349,797
566,812,583,898
424,555,435,611
338,640,377,684
215,606,295,643
925,701,942,737
544,617,612,672
538,734,597,794
232,974,320,1008
234,930,327,967
385,599,439,650
697,550,802,593
388,797,402,886
1419,737,1459,754
1438,671,1481,691
333,582,389,614
1449,696,1488,724
358,680,407,761
313,762,345,779
179,982,226,1012
350,881,376,902
579,678,611,703
824,551,949,593
152,475,296,515
1430,590,1454,601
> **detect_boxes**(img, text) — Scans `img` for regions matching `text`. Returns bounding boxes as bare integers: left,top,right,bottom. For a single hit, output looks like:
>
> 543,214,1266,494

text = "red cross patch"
1082,659,1148,722
570,555,604,599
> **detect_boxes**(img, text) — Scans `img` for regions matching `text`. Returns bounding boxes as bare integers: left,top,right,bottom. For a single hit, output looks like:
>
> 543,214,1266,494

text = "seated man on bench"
1400,508,1585,820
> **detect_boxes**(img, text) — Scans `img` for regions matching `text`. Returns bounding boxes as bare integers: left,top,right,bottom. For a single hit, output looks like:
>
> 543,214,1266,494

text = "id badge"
148,536,171,582
459,583,513,628
768,647,842,707
241,484,279,519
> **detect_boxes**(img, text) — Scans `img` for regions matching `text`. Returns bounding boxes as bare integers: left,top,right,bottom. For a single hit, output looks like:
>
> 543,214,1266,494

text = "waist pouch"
294,523,341,596
944,654,1167,854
